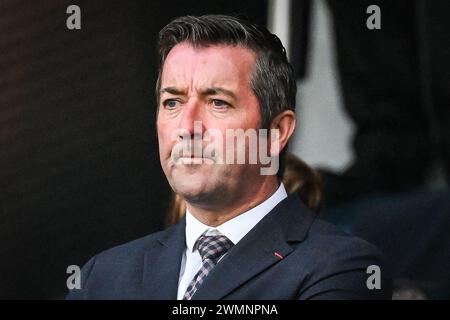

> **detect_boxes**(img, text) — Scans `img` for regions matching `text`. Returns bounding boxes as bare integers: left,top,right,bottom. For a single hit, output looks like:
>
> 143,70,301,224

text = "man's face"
157,43,265,207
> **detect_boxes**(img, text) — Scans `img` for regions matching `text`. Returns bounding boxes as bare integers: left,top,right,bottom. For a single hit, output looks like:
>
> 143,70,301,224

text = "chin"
172,177,211,199
178,189,213,205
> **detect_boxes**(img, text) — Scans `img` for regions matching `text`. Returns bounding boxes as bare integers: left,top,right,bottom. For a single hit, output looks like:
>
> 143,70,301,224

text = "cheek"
227,102,262,130
245,104,263,128
157,123,173,155
223,116,259,132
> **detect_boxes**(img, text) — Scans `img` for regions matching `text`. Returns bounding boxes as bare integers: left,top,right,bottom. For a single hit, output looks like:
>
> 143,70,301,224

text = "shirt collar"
185,183,288,252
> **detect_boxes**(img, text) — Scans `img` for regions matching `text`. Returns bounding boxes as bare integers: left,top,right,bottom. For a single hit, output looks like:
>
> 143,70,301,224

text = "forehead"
161,43,256,88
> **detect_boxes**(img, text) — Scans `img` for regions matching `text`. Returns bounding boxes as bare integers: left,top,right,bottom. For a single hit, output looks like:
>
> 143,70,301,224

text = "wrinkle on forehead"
160,43,256,96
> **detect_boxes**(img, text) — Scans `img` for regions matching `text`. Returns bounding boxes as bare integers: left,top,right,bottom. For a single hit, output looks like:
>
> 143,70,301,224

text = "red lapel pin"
274,251,284,260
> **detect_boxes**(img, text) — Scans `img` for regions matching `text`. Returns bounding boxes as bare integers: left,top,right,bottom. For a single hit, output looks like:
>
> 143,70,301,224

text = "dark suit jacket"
67,194,391,299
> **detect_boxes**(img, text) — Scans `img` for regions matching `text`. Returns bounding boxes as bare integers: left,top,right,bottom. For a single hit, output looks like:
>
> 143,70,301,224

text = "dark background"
0,0,267,299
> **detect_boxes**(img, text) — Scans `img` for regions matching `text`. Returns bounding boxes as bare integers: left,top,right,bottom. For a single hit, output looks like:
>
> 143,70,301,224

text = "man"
67,15,390,300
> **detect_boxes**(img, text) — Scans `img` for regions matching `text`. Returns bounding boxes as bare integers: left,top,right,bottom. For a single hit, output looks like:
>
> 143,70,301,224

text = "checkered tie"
183,232,234,300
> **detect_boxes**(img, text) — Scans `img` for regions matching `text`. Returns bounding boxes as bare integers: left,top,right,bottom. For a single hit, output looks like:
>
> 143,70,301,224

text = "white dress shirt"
176,183,288,299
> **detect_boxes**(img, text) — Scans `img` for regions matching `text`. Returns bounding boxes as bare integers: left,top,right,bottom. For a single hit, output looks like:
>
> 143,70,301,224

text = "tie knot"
195,232,233,263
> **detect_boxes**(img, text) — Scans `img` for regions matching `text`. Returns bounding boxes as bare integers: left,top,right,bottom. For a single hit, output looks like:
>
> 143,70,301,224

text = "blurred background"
1,0,449,299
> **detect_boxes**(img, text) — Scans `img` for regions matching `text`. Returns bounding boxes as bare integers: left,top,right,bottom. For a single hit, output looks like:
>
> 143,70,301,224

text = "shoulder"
307,217,383,258
294,217,391,299
94,227,172,262
66,225,178,299
280,194,384,263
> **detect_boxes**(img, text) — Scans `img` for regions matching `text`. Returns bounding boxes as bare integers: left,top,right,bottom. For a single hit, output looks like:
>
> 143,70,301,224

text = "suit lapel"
142,217,186,299
192,194,316,300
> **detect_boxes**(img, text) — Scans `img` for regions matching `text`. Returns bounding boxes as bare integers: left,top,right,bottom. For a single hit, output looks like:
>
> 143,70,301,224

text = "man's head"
156,15,297,212
156,15,297,129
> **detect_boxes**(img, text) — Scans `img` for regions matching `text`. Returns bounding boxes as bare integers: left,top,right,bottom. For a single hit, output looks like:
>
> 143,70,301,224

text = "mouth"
173,155,214,165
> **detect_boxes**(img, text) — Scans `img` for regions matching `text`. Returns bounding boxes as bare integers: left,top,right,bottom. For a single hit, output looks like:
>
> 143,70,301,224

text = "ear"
269,109,296,156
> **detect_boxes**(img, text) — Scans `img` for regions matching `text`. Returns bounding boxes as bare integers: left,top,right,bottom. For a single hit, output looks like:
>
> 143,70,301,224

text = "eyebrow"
199,87,237,100
160,87,186,95
160,86,237,100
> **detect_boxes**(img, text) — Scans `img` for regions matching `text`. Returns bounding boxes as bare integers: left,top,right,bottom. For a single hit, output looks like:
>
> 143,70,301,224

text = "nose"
178,98,205,139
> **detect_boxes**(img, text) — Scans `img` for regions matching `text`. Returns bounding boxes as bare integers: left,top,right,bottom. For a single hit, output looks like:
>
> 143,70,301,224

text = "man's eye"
163,99,179,109
211,99,229,108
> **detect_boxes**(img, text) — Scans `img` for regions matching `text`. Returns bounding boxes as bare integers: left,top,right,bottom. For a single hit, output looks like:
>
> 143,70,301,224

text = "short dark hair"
156,14,297,177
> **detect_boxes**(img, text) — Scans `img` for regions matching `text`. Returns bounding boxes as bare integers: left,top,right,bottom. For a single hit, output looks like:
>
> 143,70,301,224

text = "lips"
176,157,213,165
181,154,201,158
170,141,217,164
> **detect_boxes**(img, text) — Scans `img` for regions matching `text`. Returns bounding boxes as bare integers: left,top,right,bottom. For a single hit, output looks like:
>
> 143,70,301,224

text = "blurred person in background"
321,0,450,205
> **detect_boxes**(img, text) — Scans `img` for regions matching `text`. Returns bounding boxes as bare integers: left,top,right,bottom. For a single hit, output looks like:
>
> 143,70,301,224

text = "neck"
185,177,279,227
